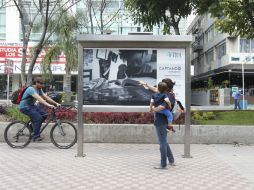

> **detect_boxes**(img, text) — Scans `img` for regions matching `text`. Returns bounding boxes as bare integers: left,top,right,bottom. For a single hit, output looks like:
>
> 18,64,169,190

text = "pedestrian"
140,78,179,169
233,90,241,110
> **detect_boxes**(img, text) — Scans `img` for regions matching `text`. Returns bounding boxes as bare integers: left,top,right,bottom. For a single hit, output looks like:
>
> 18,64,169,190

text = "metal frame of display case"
77,34,192,158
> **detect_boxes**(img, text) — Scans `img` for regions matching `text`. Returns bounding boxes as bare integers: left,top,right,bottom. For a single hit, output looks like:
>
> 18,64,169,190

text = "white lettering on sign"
0,47,16,53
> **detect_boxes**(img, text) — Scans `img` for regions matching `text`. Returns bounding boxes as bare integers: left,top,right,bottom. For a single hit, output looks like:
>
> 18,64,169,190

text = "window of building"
205,26,214,43
52,75,63,91
19,1,56,41
216,42,226,59
0,75,12,99
206,50,213,71
0,1,6,40
239,38,254,53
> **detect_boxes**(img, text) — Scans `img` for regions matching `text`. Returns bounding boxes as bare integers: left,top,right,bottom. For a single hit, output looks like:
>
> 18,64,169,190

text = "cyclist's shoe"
33,137,44,142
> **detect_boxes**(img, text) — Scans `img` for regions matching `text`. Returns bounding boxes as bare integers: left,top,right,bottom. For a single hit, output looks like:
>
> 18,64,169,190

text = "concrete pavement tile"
0,144,254,190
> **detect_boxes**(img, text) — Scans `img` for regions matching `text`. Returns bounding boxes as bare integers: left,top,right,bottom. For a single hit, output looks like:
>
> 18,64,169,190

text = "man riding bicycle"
20,76,61,142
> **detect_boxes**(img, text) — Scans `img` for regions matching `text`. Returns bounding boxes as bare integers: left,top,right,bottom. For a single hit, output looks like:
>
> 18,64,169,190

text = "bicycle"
4,106,77,149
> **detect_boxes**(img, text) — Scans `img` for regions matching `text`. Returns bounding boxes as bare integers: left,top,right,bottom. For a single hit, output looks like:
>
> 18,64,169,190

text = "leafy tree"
125,0,192,35
79,0,123,34
193,0,254,38
42,11,79,92
2,0,80,85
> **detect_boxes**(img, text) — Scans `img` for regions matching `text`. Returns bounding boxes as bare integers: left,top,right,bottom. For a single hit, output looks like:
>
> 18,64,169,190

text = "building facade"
187,14,254,93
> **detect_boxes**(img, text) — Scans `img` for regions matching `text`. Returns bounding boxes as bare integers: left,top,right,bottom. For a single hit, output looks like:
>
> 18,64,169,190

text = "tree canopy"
125,0,192,35
193,0,254,38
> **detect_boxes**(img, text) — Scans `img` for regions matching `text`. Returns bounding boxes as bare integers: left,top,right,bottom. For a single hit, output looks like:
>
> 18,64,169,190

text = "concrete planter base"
0,123,254,144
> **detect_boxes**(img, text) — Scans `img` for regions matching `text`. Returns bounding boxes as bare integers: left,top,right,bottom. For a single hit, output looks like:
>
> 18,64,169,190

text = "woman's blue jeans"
234,99,240,110
20,105,47,139
155,123,175,167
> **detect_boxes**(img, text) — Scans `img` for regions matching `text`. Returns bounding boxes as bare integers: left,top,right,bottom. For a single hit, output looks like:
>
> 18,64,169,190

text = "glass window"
251,39,254,53
0,2,6,40
19,2,56,41
240,39,250,53
206,50,213,71
52,75,63,91
0,75,12,99
206,26,214,42
216,43,226,60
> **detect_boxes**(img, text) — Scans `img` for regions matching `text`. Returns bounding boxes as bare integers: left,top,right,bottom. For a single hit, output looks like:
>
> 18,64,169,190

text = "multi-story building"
187,13,254,93
0,0,188,99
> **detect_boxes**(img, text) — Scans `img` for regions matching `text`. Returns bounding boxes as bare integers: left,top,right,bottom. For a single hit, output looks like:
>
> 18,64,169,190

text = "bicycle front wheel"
50,121,77,149
4,121,32,148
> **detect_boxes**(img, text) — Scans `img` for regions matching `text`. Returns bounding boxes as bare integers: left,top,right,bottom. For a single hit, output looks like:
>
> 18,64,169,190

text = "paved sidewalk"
0,143,254,190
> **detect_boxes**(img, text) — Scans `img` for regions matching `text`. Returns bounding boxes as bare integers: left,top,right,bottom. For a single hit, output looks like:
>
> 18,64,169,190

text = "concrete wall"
192,89,231,106
191,90,210,105
1,123,254,144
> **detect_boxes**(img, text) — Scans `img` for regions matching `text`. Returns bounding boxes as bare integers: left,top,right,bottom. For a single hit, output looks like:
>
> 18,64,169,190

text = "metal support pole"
76,43,85,157
183,46,192,158
242,61,245,109
7,73,9,106
228,69,231,88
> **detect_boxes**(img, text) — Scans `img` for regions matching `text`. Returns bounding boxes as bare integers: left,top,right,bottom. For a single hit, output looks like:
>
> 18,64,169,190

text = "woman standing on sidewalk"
140,78,177,169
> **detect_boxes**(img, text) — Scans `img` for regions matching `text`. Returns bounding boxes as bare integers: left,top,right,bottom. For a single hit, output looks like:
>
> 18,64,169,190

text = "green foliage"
192,111,203,121
192,111,216,122
221,80,229,88
194,0,254,39
207,77,214,89
42,10,79,79
6,107,29,123
202,112,216,120
125,0,192,35
199,111,254,125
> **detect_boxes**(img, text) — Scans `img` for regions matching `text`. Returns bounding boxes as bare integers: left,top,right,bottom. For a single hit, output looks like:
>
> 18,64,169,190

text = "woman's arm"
152,105,165,112
139,80,158,92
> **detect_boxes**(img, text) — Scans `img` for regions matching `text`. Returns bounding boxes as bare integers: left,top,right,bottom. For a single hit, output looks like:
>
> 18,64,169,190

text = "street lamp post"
228,69,232,88
242,55,251,110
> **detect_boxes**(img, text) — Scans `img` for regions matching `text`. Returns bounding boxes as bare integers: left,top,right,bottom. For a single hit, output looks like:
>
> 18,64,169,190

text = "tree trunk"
87,0,94,34
173,24,180,35
171,15,181,35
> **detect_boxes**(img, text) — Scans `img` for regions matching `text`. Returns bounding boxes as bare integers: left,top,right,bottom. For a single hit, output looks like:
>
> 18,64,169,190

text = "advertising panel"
83,48,185,106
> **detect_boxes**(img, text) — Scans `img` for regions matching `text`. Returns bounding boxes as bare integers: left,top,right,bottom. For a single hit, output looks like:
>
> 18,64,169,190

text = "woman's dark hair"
162,78,175,91
157,82,168,93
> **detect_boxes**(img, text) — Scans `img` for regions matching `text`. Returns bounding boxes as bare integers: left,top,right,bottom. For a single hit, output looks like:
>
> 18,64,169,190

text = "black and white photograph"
83,48,157,105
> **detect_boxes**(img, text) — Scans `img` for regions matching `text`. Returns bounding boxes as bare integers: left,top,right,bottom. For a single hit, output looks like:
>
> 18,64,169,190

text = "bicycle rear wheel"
4,121,32,148
50,121,77,149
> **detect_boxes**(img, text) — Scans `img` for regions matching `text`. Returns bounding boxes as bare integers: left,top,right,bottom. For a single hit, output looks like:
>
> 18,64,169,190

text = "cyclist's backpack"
11,86,29,105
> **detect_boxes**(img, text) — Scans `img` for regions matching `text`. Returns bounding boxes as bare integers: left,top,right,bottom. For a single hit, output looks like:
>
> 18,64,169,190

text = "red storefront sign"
0,43,66,63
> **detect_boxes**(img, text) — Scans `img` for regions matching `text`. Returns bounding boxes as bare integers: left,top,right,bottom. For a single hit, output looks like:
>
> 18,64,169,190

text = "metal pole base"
75,154,86,158
182,154,193,158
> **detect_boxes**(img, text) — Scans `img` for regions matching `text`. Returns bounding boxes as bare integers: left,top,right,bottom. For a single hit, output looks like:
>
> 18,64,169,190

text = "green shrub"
192,111,203,120
192,111,216,122
6,107,29,122
203,112,216,120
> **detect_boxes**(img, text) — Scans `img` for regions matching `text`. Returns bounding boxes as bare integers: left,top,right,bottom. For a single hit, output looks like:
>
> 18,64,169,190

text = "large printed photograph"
83,49,157,105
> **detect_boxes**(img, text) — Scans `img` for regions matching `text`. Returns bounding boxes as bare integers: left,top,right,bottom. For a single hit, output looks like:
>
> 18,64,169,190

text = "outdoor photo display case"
77,34,192,157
